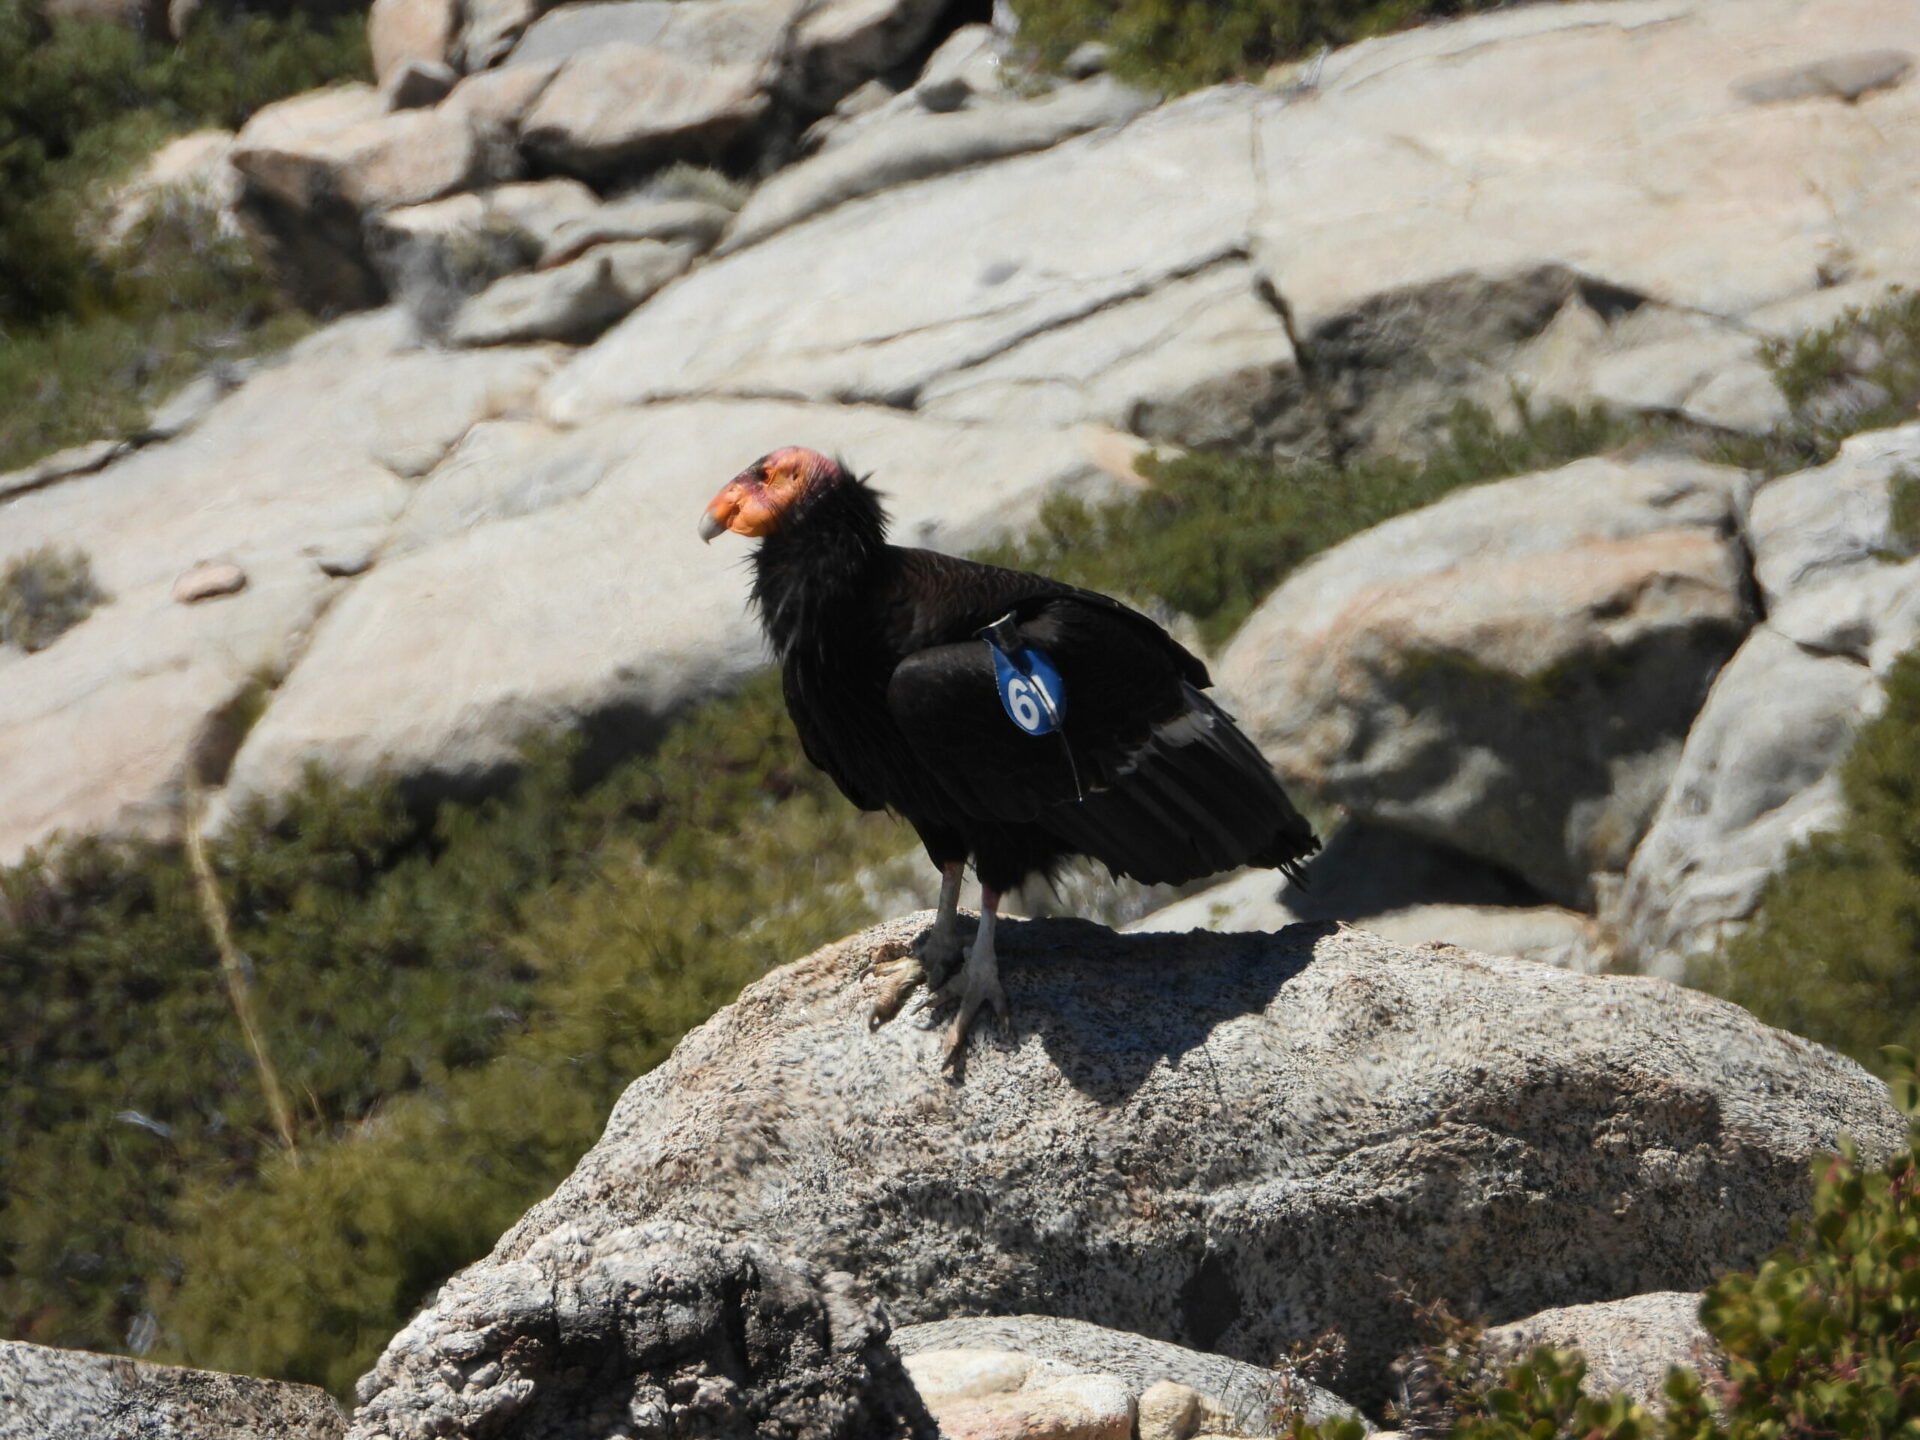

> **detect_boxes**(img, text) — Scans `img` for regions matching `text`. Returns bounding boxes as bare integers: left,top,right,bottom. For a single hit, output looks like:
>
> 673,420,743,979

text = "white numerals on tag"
1006,673,1058,734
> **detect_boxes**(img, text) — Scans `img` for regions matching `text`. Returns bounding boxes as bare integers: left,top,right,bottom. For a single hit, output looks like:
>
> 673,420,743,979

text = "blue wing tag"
988,643,1066,735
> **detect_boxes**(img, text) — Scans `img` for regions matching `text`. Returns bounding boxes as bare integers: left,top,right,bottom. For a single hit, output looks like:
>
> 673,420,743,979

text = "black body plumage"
745,467,1320,896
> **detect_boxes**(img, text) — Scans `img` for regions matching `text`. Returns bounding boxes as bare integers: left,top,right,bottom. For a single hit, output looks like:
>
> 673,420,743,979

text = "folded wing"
887,597,1318,886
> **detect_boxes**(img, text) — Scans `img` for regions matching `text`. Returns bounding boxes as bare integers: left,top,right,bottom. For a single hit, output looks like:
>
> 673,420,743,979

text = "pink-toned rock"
1218,454,1755,908
1136,1380,1244,1440
172,562,247,604
232,84,513,308
233,85,505,215
368,0,457,83
1480,1292,1715,1412
934,1373,1134,1440
443,57,562,131
901,1348,1035,1407
520,45,768,177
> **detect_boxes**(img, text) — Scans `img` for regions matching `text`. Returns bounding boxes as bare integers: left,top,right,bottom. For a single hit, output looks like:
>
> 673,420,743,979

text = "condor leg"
870,861,965,1027
939,886,1009,1064
917,861,966,971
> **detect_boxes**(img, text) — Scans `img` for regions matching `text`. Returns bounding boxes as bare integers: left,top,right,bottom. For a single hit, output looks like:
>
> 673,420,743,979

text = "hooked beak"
699,481,744,543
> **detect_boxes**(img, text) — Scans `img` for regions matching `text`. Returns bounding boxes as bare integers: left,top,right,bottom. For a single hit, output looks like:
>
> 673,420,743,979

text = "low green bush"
1890,468,1920,552
979,398,1639,649
0,0,366,470
0,545,108,651
1718,288,1920,479
0,0,368,326
0,673,901,1390
1011,0,1513,90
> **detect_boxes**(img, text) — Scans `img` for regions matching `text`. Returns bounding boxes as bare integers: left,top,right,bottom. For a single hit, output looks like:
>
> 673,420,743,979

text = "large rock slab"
0,314,557,865
219,405,1136,809
367,0,456,84
916,260,1300,447
233,88,508,213
0,1339,343,1440
1747,423,1920,606
447,239,697,346
719,78,1155,255
232,85,514,309
1604,628,1875,975
541,86,1265,418
1254,0,1920,329
360,918,1904,1413
540,195,733,267
1217,454,1755,908
519,45,771,178
507,0,950,178
364,178,604,304
542,0,1920,440
346,1221,934,1440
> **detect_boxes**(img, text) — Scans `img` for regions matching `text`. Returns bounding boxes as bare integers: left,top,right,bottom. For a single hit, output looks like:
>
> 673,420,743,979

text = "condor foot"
868,925,963,1029
935,947,1008,1066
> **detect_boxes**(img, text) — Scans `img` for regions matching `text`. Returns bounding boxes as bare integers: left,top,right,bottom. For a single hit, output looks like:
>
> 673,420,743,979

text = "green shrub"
0,0,365,470
0,672,900,1390
978,398,1640,649
1717,288,1920,479
1890,468,1920,553
0,545,108,651
0,0,368,325
0,763,548,1357
1010,0,1515,90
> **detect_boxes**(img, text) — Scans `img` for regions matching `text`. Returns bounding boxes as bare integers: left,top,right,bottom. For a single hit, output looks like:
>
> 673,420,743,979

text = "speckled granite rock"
349,918,1904,1415
0,1340,344,1440
1218,453,1756,908
1479,1291,1715,1411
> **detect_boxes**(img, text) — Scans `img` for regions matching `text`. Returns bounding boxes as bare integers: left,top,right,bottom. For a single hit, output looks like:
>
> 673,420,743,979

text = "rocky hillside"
5,0,1919,982
6,0,1920,1431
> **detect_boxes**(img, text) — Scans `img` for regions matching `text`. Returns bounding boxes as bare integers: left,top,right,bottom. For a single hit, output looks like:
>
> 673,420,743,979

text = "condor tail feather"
1042,685,1319,887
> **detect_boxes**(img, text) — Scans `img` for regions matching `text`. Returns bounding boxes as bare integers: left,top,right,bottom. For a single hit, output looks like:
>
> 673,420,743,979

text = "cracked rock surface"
1607,423,1920,973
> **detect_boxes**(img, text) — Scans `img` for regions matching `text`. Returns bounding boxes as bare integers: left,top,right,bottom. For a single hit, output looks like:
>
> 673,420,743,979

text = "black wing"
886,581,1318,886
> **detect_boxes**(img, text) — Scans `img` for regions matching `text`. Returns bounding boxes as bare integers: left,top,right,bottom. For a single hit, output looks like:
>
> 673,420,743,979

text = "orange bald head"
699,447,847,542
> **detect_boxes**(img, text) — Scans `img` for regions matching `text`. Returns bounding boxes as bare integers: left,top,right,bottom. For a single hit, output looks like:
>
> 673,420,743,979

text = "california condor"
700,447,1319,1062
